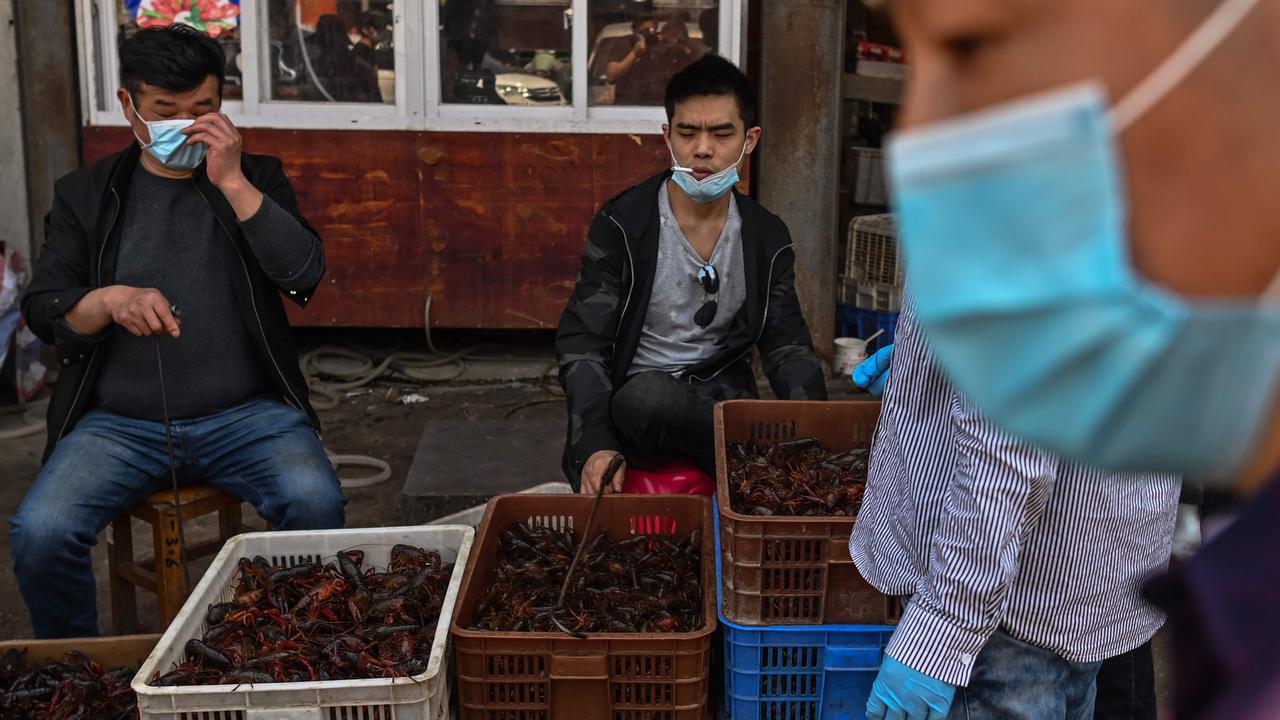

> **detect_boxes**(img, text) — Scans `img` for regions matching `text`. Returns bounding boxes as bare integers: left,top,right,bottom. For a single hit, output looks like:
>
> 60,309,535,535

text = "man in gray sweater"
15,25,344,638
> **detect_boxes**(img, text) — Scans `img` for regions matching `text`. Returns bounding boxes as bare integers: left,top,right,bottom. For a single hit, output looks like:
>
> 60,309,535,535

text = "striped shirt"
849,298,1181,687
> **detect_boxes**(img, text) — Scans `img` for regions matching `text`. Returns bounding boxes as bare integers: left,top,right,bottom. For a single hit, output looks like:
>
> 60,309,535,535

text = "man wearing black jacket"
556,55,826,493
13,25,344,638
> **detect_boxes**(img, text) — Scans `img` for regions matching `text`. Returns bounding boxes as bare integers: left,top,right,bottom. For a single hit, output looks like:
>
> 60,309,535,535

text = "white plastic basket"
132,526,474,720
426,482,573,529
845,213,902,288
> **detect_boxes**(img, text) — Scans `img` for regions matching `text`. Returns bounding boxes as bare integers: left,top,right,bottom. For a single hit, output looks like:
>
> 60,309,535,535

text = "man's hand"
105,286,181,338
184,113,264,220
866,656,956,720
581,451,626,495
633,35,648,55
853,344,895,397
184,113,244,188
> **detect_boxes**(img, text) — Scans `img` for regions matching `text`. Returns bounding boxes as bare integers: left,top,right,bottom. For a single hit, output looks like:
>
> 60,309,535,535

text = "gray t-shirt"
94,168,271,420
629,182,746,376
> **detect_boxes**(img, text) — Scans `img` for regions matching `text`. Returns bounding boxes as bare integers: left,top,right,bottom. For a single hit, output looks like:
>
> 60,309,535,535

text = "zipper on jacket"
194,182,308,414
55,189,122,445
687,242,794,384
607,212,636,338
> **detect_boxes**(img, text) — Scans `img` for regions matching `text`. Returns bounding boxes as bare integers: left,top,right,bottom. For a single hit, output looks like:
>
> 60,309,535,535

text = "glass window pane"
439,0,572,107
266,0,395,103
588,1,716,106
116,0,244,100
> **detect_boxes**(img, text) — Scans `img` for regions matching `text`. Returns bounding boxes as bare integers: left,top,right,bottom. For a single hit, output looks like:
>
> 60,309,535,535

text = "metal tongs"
552,453,626,638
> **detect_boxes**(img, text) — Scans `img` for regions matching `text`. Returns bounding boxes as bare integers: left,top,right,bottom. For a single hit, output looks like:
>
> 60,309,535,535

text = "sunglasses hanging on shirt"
695,263,719,328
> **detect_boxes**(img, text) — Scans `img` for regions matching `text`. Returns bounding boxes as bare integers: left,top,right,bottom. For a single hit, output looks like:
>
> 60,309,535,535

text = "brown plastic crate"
451,494,716,720
716,400,898,625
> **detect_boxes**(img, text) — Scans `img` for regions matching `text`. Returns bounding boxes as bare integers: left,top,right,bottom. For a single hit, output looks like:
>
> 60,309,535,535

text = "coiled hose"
0,397,47,441
306,296,561,489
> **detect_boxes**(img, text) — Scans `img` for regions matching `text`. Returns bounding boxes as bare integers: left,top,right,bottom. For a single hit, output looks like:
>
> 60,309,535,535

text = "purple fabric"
1147,473,1280,719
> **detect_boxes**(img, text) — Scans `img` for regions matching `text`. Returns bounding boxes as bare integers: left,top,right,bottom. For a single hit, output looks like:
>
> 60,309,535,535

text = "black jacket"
555,171,827,481
21,145,323,461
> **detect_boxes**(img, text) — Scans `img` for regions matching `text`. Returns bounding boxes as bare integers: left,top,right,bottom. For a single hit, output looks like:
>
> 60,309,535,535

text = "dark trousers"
1093,640,1157,720
610,370,755,475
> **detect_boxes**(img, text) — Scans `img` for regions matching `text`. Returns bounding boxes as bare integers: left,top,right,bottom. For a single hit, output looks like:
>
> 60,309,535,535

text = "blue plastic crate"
715,502,894,720
722,623,893,720
836,305,898,353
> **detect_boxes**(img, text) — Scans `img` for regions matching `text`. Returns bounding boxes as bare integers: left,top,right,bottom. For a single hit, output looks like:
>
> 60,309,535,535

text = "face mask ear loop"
726,139,749,174
1261,267,1280,304
1110,0,1264,132
129,98,154,149
669,147,694,173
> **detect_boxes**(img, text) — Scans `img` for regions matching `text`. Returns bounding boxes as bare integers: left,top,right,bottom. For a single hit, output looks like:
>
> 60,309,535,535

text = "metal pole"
756,0,845,370
0,0,32,262
14,0,82,263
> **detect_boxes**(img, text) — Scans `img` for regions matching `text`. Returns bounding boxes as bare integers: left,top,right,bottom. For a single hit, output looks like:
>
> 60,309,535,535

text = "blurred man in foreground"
876,0,1280,716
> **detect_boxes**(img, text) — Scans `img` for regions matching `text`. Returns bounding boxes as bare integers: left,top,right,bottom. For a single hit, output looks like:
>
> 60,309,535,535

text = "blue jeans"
9,397,345,638
958,630,1103,720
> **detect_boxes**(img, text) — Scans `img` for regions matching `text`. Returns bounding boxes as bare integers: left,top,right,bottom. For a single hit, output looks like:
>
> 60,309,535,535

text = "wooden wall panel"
81,125,669,328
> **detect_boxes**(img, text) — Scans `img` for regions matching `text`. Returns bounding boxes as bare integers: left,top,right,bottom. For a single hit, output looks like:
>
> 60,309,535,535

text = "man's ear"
117,87,133,121
745,126,762,154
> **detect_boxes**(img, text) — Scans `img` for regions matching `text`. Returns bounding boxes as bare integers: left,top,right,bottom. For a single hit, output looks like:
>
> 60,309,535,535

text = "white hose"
327,451,393,489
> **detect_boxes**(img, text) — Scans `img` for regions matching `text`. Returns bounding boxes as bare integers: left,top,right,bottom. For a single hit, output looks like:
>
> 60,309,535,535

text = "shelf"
842,73,904,105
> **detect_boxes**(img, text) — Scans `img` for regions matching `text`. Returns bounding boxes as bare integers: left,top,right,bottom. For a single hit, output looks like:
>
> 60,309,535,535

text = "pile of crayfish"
471,522,702,636
727,437,869,517
1,648,137,720
155,545,452,686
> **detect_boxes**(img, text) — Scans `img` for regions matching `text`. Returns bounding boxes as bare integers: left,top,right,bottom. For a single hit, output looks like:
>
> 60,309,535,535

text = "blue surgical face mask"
131,103,206,171
668,140,747,203
886,0,1279,483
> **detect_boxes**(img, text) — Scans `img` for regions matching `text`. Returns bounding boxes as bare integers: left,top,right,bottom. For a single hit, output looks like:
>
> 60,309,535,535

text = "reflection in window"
117,0,243,100
266,0,395,104
588,1,716,106
439,0,572,107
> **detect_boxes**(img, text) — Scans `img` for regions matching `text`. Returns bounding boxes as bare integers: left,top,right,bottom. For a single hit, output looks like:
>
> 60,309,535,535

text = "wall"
84,126,671,328
0,0,31,262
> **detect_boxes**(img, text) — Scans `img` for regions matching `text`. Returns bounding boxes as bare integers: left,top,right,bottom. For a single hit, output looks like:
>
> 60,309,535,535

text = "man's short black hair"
119,24,226,98
664,55,757,129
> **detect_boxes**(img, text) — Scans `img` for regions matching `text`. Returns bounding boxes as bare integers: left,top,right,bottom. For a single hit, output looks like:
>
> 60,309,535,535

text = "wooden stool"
107,485,244,634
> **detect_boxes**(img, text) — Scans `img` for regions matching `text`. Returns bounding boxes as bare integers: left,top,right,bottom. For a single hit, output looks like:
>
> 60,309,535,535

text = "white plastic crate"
132,526,474,720
426,482,573,528
845,213,902,288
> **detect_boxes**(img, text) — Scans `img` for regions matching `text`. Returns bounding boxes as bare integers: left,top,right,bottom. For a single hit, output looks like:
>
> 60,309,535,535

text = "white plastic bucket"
834,337,868,377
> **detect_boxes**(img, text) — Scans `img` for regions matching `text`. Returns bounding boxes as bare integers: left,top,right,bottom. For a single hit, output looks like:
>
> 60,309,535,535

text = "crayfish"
154,545,453,686
0,648,139,720
728,438,869,517
470,521,703,635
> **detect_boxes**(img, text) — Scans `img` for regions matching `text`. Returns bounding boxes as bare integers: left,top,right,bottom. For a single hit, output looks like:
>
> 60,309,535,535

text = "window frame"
77,0,746,134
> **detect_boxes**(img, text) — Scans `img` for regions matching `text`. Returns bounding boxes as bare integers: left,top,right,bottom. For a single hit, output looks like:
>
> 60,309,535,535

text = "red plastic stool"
622,458,716,496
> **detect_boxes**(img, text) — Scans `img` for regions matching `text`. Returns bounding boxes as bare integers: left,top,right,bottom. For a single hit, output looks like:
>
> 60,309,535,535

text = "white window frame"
77,0,746,134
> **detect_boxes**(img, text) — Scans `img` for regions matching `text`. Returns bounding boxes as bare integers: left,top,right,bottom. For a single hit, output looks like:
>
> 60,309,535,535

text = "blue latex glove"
866,656,957,720
852,344,895,397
